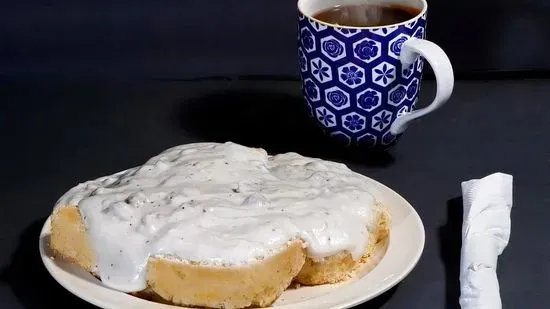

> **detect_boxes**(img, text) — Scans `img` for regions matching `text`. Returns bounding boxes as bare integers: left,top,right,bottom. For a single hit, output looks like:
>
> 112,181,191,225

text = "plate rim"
39,176,425,309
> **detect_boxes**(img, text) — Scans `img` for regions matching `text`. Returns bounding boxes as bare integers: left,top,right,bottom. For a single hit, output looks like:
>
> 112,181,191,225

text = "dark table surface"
0,78,549,309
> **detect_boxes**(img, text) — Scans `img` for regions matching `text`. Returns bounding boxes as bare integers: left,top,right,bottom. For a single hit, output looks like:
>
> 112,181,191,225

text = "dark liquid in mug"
313,4,421,27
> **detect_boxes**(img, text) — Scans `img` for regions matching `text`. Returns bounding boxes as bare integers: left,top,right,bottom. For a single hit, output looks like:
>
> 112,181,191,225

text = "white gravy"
54,142,383,293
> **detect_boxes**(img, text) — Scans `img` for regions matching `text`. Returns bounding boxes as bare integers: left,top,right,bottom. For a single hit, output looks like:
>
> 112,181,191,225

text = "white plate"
39,176,424,309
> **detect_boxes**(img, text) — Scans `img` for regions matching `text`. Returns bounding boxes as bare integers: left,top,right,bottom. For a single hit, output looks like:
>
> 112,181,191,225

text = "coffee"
313,4,421,27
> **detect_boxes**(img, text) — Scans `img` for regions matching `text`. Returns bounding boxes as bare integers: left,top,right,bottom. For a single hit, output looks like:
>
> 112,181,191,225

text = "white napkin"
459,172,513,309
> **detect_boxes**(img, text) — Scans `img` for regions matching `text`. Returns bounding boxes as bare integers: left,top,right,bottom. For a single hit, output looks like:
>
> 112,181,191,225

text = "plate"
39,176,425,309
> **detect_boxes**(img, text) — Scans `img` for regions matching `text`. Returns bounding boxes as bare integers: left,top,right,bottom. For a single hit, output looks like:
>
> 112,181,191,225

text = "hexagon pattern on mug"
298,12,426,147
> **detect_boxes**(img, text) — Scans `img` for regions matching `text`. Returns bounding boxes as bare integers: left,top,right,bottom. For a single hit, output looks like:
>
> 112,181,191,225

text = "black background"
1,0,550,80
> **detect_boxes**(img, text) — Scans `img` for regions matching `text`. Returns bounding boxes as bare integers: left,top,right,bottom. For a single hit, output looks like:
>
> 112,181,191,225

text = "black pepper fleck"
232,188,240,193
325,211,330,215
181,206,185,209
110,263,114,267
202,209,207,213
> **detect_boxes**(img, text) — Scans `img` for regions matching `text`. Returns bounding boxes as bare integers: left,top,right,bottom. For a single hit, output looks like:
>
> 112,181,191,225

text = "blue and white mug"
298,0,454,148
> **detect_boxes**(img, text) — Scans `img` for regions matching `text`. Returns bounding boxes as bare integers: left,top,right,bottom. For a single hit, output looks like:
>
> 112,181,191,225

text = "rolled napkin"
459,172,513,309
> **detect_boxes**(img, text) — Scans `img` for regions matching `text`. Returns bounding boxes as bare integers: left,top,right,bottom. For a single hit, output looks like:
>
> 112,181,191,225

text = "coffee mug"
297,0,454,148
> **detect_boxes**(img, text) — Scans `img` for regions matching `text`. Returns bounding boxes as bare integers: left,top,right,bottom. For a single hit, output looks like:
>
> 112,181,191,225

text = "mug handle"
390,38,455,135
